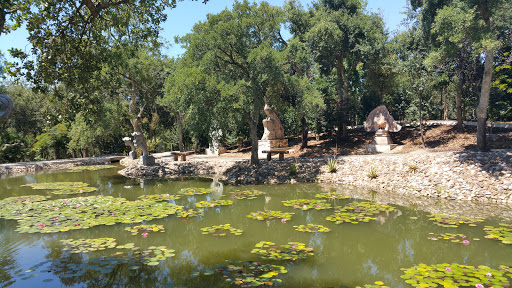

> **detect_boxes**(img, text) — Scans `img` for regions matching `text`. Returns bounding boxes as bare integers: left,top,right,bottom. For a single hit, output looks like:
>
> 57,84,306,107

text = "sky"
0,0,408,62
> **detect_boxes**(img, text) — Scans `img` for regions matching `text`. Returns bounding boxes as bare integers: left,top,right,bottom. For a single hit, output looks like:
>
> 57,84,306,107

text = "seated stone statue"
364,105,401,132
261,104,285,140
0,94,13,125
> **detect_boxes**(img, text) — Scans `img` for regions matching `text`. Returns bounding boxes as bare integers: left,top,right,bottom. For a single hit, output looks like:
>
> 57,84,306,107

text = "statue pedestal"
139,155,155,166
258,139,288,158
366,130,397,153
206,145,227,155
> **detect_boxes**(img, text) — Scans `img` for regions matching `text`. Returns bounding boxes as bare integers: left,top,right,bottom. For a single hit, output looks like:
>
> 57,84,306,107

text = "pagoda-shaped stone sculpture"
364,105,401,152
258,104,288,158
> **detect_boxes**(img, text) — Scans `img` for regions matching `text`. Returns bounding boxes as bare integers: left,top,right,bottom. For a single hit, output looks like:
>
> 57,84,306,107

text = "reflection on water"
0,167,510,287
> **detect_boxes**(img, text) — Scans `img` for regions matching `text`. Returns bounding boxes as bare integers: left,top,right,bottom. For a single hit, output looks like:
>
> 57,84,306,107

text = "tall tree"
307,0,386,143
179,0,286,165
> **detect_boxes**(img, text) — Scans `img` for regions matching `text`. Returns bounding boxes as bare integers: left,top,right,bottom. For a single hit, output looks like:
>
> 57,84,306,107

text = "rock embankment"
118,150,512,203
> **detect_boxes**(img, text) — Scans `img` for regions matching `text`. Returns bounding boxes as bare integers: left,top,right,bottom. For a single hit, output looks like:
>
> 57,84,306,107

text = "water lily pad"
191,260,287,286
0,195,183,234
428,214,484,228
60,238,117,253
176,208,203,218
315,192,350,200
137,194,181,202
251,241,314,261
124,224,165,236
282,199,333,210
426,233,471,245
400,263,511,287
326,201,393,224
195,200,233,208
484,224,512,244
21,182,98,195
178,187,213,196
247,211,294,221
67,165,117,172
200,224,243,236
229,190,265,200
293,224,331,233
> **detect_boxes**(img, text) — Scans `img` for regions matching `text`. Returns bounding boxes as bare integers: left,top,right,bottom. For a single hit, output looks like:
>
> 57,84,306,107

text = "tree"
179,0,287,165
306,0,386,143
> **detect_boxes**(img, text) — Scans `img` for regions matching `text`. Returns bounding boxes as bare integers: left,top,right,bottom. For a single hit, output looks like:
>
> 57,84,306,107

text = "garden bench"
171,151,193,161
261,148,290,161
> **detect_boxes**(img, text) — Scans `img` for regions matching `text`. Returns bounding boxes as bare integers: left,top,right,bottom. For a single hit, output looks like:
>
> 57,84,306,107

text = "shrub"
288,163,298,176
367,166,377,179
327,158,337,173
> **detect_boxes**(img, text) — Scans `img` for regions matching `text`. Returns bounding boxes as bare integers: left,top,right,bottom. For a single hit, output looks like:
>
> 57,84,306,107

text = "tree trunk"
335,54,348,144
443,87,449,120
300,115,308,150
455,71,463,131
419,89,426,148
476,50,494,151
248,98,260,166
177,112,184,152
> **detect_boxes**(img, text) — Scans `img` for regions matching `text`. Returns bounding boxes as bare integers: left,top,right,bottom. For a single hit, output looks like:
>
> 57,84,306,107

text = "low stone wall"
0,157,116,178
118,150,512,204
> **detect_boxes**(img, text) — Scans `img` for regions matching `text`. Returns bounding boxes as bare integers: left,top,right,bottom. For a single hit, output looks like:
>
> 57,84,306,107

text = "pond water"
0,166,511,288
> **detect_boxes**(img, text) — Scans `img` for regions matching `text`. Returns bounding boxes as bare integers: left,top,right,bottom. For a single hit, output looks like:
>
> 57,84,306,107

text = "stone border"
118,150,512,204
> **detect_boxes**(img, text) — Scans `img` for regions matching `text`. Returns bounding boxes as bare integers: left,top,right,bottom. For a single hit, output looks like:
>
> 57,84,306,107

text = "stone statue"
261,104,285,140
364,105,402,132
132,132,155,166
122,137,138,160
0,94,14,126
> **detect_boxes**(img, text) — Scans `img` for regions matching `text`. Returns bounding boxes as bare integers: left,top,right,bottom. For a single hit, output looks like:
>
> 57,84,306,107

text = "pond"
0,165,511,287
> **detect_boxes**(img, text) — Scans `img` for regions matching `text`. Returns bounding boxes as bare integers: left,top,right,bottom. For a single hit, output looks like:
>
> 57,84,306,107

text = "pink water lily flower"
303,205,307,209
232,194,236,198
75,223,81,226
142,232,148,238
463,240,469,245
461,235,466,239
291,245,296,250
210,204,215,207
475,284,484,288
281,218,286,223
293,205,297,208
53,217,58,221
445,267,451,272
316,205,321,209
76,204,81,207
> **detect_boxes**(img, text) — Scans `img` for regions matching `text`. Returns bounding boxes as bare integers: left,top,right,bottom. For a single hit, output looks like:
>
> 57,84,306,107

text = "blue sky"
0,0,408,61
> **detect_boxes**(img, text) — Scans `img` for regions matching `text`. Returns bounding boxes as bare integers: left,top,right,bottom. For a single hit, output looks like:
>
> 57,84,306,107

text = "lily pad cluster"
293,224,331,233
315,192,350,200
326,202,394,224
200,224,243,236
484,224,512,244
427,233,473,244
67,165,117,172
247,211,294,221
195,199,233,208
428,214,484,228
176,208,203,218
191,260,287,287
251,241,314,261
0,195,183,233
230,190,264,200
0,195,49,208
178,187,213,196
355,281,389,288
137,194,181,202
21,182,98,195
60,238,117,253
401,263,512,287
282,199,332,210
124,224,165,236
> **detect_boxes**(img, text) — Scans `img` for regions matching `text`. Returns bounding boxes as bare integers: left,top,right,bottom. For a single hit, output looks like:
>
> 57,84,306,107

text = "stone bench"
261,148,290,161
171,151,193,161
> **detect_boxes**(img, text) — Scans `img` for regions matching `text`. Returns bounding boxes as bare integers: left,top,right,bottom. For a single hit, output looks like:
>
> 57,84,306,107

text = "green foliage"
178,187,213,196
0,195,183,234
247,211,294,221
191,260,287,286
484,224,512,244
315,192,349,200
137,194,182,202
428,214,484,228
367,166,377,179
293,224,331,233
408,163,419,173
401,263,512,287
195,200,233,208
230,190,265,200
32,123,69,160
327,158,337,173
427,232,473,244
22,182,98,195
288,163,298,176
60,238,117,253
326,201,395,224
124,224,165,236
251,241,314,261
200,224,243,236
281,199,333,210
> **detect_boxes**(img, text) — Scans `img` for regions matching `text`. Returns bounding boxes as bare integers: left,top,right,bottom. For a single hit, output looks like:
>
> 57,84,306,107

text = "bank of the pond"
0,155,122,177
119,150,512,203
